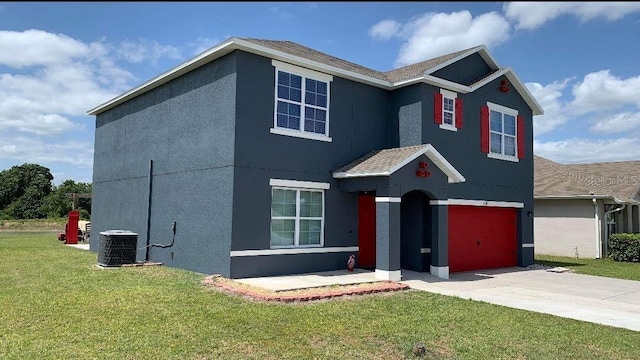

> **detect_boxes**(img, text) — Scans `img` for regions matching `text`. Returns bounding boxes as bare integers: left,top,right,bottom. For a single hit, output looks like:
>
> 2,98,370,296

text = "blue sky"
1,2,640,184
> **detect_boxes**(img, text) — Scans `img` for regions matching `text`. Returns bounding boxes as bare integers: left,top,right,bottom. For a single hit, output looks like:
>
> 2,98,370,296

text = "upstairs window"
434,89,463,131
272,60,333,142
481,102,525,161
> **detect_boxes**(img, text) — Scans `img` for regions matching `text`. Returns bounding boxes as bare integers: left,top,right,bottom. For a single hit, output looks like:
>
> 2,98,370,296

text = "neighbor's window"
270,187,324,247
272,60,333,142
442,96,455,126
488,103,518,159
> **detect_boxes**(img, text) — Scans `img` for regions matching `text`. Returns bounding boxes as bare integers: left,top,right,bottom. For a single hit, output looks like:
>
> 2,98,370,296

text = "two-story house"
87,37,543,281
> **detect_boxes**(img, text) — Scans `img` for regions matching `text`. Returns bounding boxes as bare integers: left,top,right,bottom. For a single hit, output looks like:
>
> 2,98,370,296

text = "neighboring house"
534,156,640,258
87,37,543,280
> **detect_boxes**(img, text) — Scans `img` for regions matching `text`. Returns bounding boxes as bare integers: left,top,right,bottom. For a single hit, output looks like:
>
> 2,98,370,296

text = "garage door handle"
476,239,481,245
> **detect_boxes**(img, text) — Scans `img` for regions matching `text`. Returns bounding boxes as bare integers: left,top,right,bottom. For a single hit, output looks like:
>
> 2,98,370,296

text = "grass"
1,233,639,360
0,218,67,232
536,255,640,281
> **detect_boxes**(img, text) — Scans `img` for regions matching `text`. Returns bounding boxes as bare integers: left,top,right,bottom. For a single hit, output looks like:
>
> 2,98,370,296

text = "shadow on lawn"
535,259,585,268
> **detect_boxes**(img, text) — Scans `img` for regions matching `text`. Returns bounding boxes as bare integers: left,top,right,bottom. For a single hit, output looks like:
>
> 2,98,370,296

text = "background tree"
0,164,54,219
43,180,92,219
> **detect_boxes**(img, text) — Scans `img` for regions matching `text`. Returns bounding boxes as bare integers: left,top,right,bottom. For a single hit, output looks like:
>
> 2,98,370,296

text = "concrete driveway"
401,267,640,332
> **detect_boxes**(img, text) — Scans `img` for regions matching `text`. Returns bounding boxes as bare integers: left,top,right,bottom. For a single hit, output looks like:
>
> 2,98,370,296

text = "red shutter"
434,92,443,125
517,115,525,159
455,98,463,129
480,106,489,153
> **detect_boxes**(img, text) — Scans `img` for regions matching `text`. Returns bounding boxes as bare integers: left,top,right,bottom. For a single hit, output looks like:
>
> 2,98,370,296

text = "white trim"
487,102,518,116
87,39,543,117
439,124,457,132
269,179,330,190
440,88,457,99
333,143,466,184
231,246,358,257
272,59,333,82
375,197,401,203
447,199,525,208
375,269,402,281
593,199,601,259
487,153,520,163
430,265,449,279
270,127,333,142
429,200,449,205
272,61,332,141
333,171,390,178
421,248,431,254
522,243,534,248
386,144,465,184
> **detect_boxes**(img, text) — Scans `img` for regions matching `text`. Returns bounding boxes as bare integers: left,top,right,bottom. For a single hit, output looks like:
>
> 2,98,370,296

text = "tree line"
0,163,91,220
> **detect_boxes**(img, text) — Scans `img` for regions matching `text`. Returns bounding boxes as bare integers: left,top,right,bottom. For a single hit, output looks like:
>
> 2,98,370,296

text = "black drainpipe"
145,159,153,261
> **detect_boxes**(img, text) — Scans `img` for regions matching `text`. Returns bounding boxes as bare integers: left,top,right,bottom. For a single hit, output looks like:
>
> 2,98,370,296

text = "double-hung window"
481,103,524,161
269,179,329,248
434,89,463,131
271,60,333,142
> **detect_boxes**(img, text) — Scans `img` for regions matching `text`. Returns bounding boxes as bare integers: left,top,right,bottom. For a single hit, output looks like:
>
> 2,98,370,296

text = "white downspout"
593,199,600,259
603,204,626,257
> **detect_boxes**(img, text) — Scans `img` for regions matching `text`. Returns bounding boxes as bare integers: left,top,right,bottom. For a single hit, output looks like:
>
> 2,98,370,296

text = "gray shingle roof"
241,38,477,84
334,145,430,177
534,155,640,203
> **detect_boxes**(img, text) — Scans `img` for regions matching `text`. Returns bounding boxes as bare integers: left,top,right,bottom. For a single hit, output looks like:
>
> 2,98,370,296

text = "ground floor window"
270,186,324,247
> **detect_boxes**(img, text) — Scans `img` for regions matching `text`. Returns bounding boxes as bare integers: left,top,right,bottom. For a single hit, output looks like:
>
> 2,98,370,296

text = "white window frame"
271,60,333,142
269,179,329,249
439,89,457,132
487,102,519,163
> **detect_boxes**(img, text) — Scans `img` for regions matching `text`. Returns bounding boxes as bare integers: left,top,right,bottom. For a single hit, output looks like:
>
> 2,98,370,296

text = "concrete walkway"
402,267,640,332
236,266,640,332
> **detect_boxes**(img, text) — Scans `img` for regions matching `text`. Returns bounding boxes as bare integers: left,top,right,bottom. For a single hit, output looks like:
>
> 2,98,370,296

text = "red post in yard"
65,210,80,244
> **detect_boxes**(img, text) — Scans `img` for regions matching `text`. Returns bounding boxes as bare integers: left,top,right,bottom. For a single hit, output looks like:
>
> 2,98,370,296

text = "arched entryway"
401,190,432,272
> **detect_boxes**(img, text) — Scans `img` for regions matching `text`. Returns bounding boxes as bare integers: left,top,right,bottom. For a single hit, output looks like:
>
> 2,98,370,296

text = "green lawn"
1,233,639,360
536,254,640,281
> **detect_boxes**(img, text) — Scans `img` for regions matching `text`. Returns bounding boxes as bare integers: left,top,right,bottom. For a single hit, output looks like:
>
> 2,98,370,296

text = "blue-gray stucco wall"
431,53,493,85
229,51,390,278
91,53,238,276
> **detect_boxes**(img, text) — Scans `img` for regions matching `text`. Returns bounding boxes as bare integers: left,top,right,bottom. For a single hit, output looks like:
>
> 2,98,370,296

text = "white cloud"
589,112,640,134
526,79,572,135
570,70,640,115
504,2,640,30
0,136,94,168
0,29,102,68
368,19,401,40
534,137,640,164
116,39,182,65
369,11,511,68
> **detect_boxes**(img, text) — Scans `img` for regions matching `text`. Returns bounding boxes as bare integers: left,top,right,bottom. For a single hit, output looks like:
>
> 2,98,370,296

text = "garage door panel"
449,205,517,273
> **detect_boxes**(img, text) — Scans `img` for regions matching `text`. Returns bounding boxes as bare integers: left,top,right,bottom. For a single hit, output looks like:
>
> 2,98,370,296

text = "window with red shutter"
480,106,489,153
434,92,443,125
517,115,525,159
484,102,520,162
455,98,463,129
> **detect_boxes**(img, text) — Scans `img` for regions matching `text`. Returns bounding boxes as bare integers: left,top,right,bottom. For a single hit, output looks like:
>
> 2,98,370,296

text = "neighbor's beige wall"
534,199,597,258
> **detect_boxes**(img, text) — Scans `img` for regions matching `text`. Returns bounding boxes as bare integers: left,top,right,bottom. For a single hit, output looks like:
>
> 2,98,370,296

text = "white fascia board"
447,199,525,208
382,144,465,183
469,68,510,92
88,38,239,115
332,171,391,179
535,195,635,204
504,69,544,116
422,75,470,93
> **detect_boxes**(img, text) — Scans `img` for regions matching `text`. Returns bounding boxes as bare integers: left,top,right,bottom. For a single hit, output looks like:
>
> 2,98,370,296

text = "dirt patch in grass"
203,275,410,304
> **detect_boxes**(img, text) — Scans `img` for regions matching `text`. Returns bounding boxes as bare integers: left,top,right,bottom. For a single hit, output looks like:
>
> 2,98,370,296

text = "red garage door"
448,205,517,273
